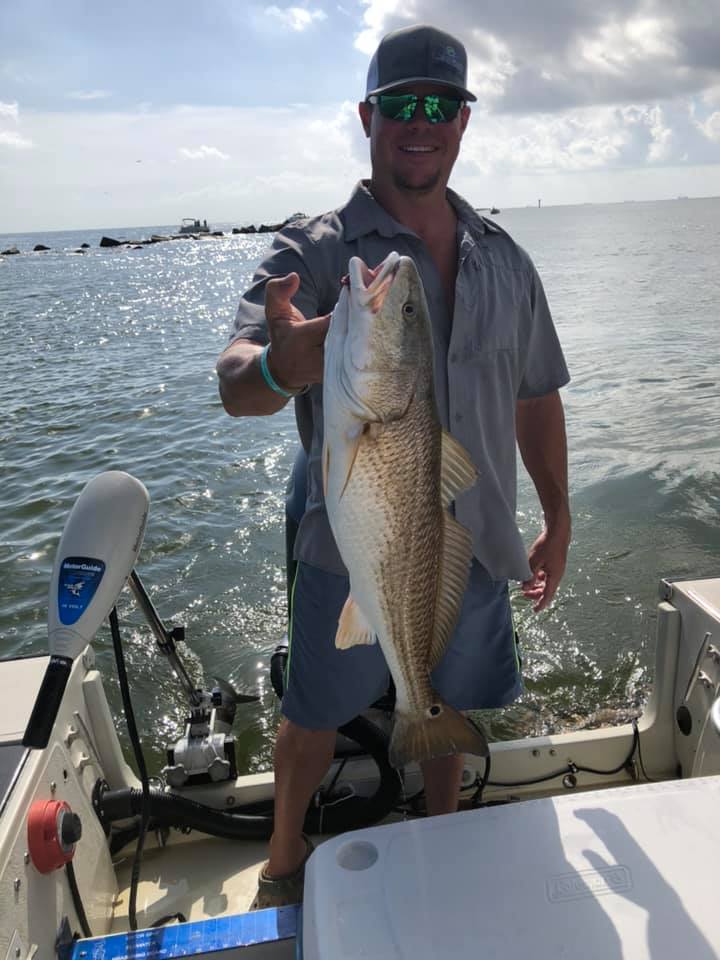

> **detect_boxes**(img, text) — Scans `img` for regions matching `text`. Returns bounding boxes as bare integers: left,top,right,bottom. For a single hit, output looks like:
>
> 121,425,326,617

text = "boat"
3,470,720,957
178,218,210,235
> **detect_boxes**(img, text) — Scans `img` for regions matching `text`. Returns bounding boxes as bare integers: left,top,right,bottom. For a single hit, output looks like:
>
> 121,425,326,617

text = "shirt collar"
342,181,414,241
342,180,500,243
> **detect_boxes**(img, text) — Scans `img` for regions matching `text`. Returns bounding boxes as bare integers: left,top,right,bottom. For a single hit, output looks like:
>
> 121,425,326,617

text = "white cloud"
468,31,516,108
696,112,720,144
0,130,33,149
457,101,694,178
0,101,19,121
354,2,720,114
0,101,32,149
66,90,112,101
0,92,718,233
265,5,327,31
580,17,678,75
179,144,230,160
702,86,720,108
355,0,412,54
647,106,673,161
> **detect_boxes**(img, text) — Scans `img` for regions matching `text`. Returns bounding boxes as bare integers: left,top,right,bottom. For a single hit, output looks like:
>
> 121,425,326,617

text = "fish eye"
402,302,415,317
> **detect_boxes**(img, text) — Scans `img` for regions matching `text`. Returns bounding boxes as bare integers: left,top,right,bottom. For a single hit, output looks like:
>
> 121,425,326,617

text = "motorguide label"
58,557,106,625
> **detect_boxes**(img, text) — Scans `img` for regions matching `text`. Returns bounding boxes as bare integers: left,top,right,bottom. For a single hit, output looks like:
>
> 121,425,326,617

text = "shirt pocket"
456,331,519,366
456,259,526,361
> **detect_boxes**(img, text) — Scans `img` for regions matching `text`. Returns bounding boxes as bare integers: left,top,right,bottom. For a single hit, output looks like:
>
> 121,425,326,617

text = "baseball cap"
365,24,477,103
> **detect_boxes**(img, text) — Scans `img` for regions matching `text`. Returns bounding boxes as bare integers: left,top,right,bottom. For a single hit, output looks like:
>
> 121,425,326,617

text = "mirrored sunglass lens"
423,95,461,123
379,95,417,120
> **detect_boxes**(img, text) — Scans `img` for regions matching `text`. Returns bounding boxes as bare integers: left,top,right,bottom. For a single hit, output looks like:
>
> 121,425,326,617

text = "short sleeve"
229,226,322,346
518,263,570,400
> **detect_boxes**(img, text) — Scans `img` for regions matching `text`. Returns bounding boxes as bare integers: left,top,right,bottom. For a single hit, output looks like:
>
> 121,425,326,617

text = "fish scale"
341,397,440,711
323,251,489,769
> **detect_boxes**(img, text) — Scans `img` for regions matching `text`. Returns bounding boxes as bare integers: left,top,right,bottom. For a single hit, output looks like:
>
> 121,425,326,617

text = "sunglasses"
367,93,464,124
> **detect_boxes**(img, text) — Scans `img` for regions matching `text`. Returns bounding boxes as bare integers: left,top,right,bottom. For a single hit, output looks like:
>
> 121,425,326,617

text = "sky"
2,0,720,232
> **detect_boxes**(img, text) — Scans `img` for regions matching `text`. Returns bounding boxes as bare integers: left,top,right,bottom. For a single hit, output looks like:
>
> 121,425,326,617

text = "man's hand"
516,390,570,613
265,273,330,390
521,521,570,612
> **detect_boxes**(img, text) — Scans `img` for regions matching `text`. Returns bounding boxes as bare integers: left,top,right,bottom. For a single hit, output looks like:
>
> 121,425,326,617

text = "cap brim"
366,76,477,102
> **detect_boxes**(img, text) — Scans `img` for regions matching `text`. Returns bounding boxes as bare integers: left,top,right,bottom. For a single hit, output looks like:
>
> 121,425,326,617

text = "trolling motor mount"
125,569,259,788
164,683,240,787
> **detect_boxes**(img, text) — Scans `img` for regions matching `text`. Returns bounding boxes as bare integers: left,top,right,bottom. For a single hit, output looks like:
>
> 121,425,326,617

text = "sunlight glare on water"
1,200,719,767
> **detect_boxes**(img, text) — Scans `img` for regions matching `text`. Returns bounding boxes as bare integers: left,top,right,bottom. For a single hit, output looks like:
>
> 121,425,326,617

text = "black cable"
324,756,349,799
471,754,492,807
151,912,187,927
65,861,92,938
109,606,150,932
633,718,658,783
473,722,642,795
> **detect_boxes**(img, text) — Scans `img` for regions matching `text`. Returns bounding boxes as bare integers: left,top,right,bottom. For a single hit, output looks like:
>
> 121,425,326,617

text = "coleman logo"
546,865,633,902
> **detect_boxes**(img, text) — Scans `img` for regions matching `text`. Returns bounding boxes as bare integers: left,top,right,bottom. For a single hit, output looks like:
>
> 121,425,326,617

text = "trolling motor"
126,571,258,787
23,471,150,749
22,470,257,788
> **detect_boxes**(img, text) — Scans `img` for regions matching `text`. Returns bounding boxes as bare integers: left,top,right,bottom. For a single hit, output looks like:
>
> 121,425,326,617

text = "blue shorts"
282,559,522,730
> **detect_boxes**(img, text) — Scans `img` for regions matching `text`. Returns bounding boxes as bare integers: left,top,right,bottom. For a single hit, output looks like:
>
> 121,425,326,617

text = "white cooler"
302,776,720,959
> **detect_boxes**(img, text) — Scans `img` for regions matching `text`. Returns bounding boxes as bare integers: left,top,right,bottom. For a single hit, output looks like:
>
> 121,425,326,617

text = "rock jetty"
3,213,309,256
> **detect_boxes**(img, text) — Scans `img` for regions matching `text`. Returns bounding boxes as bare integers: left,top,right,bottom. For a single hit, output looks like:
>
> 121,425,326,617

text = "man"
216,23,571,907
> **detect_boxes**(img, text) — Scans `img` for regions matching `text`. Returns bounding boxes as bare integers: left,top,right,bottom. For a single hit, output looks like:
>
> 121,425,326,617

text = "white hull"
3,575,720,956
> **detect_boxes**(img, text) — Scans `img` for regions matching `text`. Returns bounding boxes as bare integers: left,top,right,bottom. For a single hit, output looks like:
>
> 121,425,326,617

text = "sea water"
1,198,719,771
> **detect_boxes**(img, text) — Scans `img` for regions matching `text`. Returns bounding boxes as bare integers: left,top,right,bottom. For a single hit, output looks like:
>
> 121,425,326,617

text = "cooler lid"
303,776,720,959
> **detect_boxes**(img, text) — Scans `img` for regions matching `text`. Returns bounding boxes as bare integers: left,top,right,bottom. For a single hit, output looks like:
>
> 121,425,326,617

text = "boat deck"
111,834,270,929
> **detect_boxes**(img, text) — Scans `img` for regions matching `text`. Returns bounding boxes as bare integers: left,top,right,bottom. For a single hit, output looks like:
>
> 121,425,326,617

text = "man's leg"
421,753,465,816
266,719,335,876
262,561,389,893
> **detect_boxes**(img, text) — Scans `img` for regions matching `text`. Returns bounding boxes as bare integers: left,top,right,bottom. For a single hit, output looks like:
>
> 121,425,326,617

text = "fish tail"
388,699,489,769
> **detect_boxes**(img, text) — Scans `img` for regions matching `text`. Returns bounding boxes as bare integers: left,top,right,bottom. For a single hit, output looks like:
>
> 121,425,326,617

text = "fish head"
339,252,431,419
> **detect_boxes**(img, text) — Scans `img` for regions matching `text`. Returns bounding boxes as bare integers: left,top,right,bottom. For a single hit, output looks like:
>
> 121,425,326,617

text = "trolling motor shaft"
126,567,258,787
127,571,201,708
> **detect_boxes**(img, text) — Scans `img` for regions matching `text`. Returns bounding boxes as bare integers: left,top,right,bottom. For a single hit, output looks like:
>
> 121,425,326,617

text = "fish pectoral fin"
429,512,474,671
335,595,377,648
328,423,364,500
440,430,478,507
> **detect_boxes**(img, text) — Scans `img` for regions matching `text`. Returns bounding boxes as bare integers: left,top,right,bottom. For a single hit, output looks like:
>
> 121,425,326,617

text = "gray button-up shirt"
230,181,570,581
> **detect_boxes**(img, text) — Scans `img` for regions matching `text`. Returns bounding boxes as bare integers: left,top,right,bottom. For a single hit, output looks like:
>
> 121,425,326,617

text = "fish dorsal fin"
335,594,377,648
428,512,474,671
440,430,478,507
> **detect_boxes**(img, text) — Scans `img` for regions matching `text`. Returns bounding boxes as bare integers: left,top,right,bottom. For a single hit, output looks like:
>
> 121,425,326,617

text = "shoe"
250,834,315,910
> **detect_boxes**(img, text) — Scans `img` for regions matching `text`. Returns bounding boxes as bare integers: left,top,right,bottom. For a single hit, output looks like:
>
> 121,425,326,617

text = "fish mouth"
349,251,401,315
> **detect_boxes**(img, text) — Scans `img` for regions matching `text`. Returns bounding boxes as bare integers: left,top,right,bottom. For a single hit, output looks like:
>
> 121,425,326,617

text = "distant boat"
179,218,210,235
490,206,500,215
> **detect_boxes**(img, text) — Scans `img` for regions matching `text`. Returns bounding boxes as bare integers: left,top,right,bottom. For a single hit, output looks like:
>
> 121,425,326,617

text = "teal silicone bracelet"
260,344,297,399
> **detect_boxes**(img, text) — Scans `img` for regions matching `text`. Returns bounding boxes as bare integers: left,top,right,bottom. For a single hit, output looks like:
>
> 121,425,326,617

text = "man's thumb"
266,272,300,312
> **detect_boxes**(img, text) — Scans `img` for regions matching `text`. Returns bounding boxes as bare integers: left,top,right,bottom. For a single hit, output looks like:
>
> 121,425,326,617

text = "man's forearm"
516,391,570,531
216,340,290,417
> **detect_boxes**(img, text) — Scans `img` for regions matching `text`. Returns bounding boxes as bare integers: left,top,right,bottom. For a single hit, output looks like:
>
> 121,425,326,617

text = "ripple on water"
2,205,720,766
